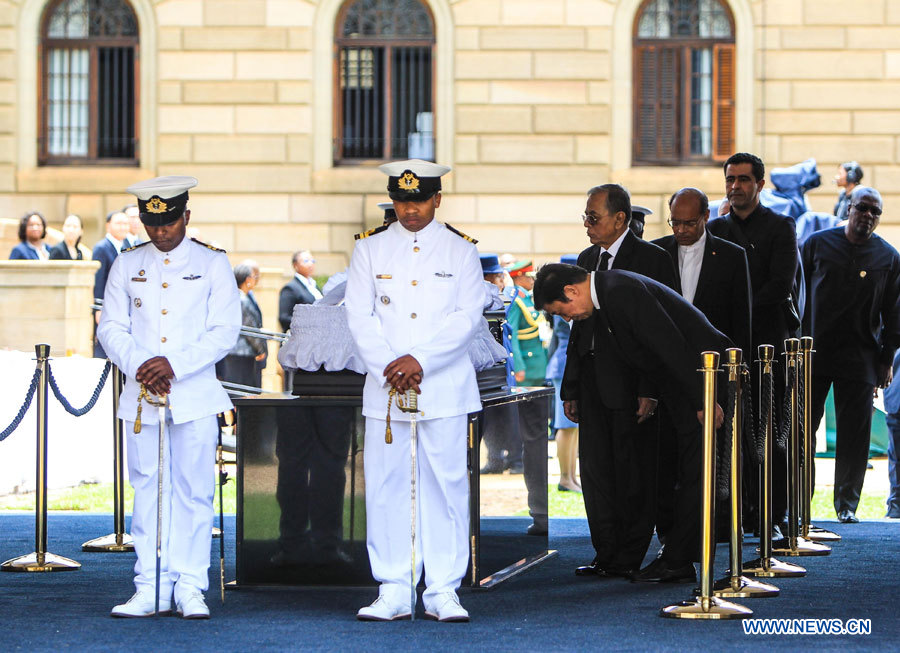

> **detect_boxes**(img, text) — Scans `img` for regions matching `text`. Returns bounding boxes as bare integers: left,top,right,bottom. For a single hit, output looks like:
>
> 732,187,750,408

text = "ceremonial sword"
397,389,420,621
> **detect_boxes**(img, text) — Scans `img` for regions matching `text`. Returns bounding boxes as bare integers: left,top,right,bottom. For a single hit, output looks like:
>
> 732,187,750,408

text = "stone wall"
1,0,900,270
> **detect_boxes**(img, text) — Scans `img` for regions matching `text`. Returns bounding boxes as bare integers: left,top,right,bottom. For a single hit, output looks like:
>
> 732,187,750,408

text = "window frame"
333,0,436,166
632,0,735,166
38,0,140,167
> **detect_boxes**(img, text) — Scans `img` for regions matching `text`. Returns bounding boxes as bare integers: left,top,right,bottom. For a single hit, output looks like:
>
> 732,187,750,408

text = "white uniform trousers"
364,415,469,606
124,414,217,603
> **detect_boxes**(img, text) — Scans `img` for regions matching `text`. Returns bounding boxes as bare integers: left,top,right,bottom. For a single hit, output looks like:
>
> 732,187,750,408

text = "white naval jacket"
97,237,241,425
345,219,484,421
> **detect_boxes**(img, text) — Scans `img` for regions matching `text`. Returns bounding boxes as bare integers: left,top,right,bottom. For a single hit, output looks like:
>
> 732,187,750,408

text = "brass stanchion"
83,365,135,552
799,337,841,543
773,338,830,557
1,344,81,572
743,345,806,578
661,351,751,620
714,349,779,598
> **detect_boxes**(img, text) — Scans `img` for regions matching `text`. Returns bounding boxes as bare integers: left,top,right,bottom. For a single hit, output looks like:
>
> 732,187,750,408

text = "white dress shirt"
296,272,323,301
597,229,628,270
677,230,706,305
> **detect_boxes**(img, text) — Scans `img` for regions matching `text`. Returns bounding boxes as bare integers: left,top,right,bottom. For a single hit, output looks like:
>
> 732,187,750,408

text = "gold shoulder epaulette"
354,224,389,241
121,241,150,253
191,237,226,253
444,223,478,244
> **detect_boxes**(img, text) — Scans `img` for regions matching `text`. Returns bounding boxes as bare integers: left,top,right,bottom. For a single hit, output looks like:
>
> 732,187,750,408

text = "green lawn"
0,480,888,522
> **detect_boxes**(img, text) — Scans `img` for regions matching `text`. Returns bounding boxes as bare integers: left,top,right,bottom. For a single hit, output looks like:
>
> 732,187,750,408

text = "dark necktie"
597,251,611,271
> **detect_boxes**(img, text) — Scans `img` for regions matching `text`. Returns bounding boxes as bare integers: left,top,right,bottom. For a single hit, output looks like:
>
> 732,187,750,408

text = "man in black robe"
802,186,900,523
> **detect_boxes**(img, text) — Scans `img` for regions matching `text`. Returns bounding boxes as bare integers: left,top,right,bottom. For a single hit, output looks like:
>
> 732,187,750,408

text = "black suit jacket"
91,237,120,301
562,230,679,400
279,276,317,332
652,233,752,358
707,205,799,349
589,270,732,431
49,241,83,260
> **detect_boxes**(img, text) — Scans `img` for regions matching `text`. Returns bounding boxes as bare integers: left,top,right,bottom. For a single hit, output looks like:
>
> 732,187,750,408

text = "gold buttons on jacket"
162,309,168,315
411,313,417,319
411,280,418,286
162,282,169,288
413,247,420,253
164,258,170,265
161,337,167,343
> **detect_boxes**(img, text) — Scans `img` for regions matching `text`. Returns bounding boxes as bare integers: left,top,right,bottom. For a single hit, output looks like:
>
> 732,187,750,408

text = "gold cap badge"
398,172,420,192
146,197,168,213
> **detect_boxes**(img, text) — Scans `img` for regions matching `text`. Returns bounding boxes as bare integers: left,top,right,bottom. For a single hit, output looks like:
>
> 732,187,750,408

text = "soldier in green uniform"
505,260,551,534
506,261,548,386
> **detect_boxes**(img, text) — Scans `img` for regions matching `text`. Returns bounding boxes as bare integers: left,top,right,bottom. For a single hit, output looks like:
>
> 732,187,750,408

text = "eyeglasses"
581,212,610,226
667,218,702,229
852,203,882,217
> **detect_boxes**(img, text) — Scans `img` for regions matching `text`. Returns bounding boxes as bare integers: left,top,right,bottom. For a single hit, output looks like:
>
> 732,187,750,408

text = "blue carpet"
0,514,897,651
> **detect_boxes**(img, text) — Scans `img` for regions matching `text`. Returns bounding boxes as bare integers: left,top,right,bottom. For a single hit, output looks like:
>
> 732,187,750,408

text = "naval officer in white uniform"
98,176,240,619
346,160,483,622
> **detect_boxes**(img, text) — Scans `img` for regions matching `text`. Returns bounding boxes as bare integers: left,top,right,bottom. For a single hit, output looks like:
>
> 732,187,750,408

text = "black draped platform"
0,513,896,651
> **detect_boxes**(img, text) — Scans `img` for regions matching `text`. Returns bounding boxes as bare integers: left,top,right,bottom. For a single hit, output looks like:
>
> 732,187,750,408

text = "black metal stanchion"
661,351,751,620
799,337,841,543
773,338,830,557
714,348,779,598
83,365,135,552
1,345,81,572
743,345,806,578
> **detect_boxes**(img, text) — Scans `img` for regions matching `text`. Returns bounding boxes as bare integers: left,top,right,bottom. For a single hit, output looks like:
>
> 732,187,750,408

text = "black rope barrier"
48,360,113,417
0,368,41,442
717,378,736,504
777,362,795,452
797,364,805,466
741,365,759,466
757,367,773,465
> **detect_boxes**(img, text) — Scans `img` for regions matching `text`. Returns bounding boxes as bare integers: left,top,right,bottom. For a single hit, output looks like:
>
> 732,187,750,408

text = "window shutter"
634,45,680,163
712,43,735,161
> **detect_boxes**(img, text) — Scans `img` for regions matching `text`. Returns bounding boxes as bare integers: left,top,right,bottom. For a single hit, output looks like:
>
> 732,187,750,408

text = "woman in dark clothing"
9,211,51,260
217,260,267,388
49,214,87,260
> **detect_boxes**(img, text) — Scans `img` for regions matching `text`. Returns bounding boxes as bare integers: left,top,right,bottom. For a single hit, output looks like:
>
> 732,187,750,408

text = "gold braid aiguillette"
134,383,168,434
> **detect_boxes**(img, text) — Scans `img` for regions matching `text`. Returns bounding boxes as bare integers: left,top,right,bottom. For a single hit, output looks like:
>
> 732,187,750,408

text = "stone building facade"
2,0,900,275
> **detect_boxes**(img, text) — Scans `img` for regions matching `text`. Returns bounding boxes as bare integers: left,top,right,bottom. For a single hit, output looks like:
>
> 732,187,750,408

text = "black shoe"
632,558,697,583
507,461,524,474
605,563,636,579
480,461,504,474
527,522,548,536
575,559,609,577
838,509,859,524
885,509,900,519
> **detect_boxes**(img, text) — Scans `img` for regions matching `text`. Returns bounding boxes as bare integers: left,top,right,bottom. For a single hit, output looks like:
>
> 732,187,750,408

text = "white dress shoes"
356,596,412,621
110,591,172,618
424,592,469,623
176,591,210,619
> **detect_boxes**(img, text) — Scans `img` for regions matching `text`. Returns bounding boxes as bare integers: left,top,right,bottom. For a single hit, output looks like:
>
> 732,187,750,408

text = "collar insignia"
147,197,168,213
398,171,420,192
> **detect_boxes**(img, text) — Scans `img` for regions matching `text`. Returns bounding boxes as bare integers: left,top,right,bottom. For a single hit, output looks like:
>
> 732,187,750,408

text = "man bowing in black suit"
561,184,678,579
537,264,729,582
278,249,322,332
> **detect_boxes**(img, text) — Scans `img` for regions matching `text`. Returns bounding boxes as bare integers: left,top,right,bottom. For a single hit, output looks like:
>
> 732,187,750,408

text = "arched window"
39,0,139,165
633,0,734,165
335,0,435,163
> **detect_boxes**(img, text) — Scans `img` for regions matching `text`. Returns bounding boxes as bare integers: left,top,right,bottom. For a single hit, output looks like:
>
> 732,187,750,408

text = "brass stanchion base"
806,525,841,542
1,552,81,572
212,527,222,539
82,533,135,553
743,556,806,578
772,536,831,556
712,574,780,598
661,596,753,620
